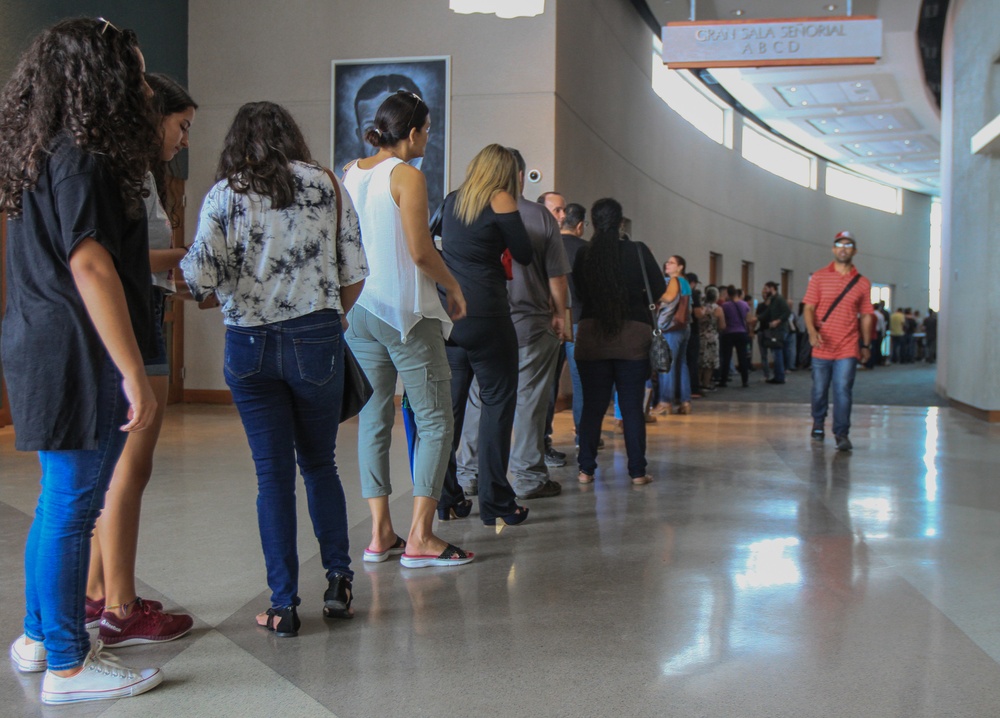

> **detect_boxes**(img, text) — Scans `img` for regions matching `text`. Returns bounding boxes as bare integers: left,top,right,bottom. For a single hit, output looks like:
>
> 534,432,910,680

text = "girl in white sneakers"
2,18,163,704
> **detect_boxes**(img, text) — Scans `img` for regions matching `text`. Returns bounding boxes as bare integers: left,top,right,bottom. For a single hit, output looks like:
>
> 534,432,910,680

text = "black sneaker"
323,574,353,619
811,426,824,441
835,435,853,452
517,480,562,500
544,446,566,468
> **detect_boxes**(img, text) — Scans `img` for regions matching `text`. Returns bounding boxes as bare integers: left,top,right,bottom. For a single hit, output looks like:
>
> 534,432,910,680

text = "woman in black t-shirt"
437,144,533,531
0,18,163,705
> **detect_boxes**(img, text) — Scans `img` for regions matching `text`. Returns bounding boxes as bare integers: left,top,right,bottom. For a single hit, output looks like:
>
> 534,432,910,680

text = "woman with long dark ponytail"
572,199,665,486
342,91,474,567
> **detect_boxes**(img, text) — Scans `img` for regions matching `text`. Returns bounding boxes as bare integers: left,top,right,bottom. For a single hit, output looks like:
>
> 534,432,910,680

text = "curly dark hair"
146,72,197,227
0,18,157,218
580,198,629,336
216,102,314,210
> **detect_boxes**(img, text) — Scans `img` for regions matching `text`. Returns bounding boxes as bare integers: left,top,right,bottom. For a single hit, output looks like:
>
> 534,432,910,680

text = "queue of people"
0,17,934,708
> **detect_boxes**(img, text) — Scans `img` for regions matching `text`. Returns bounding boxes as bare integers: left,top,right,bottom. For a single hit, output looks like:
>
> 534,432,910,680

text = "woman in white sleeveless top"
343,91,473,568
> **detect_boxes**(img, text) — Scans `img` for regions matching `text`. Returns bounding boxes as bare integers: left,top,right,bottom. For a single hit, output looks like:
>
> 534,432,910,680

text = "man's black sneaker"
544,446,566,468
835,435,853,452
811,426,824,441
517,480,562,500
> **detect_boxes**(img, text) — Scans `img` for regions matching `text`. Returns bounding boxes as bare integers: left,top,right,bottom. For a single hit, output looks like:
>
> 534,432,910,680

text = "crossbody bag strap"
634,241,657,324
321,166,342,241
821,273,862,323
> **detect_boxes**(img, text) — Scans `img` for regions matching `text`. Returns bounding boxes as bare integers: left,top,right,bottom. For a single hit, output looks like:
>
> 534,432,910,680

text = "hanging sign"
662,17,882,69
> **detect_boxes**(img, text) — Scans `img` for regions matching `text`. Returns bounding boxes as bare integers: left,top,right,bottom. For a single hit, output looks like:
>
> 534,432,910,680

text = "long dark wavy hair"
0,18,157,218
216,102,314,210
580,198,629,336
146,73,197,227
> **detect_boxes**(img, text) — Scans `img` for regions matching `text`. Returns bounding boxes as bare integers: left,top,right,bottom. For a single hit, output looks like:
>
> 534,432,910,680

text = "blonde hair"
454,144,520,226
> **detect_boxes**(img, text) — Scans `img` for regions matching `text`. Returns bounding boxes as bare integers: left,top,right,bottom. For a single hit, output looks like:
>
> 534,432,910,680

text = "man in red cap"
802,231,875,451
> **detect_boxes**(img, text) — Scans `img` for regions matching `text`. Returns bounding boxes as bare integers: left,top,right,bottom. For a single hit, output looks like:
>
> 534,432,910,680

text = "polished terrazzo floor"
3,388,1000,717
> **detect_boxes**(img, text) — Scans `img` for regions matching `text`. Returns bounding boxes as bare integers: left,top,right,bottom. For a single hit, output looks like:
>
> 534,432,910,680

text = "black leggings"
439,316,520,522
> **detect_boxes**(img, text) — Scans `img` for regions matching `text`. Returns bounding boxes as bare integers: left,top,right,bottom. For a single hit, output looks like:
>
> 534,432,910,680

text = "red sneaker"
99,598,192,647
86,596,163,630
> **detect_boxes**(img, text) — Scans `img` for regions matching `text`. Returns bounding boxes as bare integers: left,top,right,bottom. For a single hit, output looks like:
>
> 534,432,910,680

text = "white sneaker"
10,634,47,672
40,640,162,705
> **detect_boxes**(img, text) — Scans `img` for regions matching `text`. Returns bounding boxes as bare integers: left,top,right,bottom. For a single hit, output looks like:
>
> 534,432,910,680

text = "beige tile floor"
3,396,1000,717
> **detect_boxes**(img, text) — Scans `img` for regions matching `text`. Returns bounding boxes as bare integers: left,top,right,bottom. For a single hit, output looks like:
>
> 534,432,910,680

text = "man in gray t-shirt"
505,148,571,499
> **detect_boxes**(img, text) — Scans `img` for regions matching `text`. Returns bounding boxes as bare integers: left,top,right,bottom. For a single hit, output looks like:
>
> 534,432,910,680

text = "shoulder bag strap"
634,241,658,327
821,273,862,323
321,166,342,244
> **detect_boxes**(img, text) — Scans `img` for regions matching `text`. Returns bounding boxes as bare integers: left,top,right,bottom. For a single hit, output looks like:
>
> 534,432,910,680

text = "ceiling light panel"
877,159,942,174
775,79,885,109
808,111,920,136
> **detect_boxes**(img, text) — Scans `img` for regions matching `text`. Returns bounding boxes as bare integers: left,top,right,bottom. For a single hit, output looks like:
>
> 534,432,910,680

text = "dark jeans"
439,316,520,522
811,357,858,437
224,310,351,609
577,358,649,479
719,332,750,387
890,336,904,363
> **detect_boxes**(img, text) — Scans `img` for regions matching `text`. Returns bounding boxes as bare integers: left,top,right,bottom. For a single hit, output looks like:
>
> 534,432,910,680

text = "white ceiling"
649,0,941,195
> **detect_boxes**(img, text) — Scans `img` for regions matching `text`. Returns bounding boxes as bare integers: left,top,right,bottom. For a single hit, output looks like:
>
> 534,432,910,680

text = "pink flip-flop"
400,543,474,568
363,535,406,563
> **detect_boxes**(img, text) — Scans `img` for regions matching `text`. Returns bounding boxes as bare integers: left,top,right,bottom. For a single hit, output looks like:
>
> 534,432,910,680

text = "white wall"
185,0,557,390
938,0,1000,410
184,0,935,391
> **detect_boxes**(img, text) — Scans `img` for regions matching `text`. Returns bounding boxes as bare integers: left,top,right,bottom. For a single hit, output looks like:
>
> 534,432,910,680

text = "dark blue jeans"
25,357,128,670
811,357,857,437
224,310,351,609
577,358,649,479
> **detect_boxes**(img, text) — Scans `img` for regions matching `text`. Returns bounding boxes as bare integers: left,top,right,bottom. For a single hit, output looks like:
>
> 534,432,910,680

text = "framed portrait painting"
331,56,450,220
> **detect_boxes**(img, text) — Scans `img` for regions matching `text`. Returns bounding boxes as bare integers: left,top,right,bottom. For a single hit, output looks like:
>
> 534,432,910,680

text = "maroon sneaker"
99,598,192,647
86,596,163,630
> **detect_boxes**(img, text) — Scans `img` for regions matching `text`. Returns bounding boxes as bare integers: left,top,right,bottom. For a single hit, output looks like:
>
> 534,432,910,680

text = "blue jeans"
770,335,786,382
658,328,690,406
811,357,858,437
25,357,128,670
224,310,351,609
564,327,583,438
783,331,797,371
577,358,649,479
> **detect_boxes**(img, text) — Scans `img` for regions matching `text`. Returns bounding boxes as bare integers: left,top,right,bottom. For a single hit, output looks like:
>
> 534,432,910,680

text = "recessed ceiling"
649,0,941,195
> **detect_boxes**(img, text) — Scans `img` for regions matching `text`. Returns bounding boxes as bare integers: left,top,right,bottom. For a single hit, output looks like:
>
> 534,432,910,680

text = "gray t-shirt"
507,198,571,346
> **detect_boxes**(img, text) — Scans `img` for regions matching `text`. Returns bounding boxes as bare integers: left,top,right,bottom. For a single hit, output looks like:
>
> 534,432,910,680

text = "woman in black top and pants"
573,199,666,485
437,144,533,531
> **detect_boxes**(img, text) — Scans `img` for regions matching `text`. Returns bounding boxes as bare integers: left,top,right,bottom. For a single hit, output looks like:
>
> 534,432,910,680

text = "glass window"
825,166,902,214
741,121,815,189
651,46,730,147
929,199,941,312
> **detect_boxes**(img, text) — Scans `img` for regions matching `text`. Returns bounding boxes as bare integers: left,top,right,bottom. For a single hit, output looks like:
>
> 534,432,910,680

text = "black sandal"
261,605,300,637
323,574,354,619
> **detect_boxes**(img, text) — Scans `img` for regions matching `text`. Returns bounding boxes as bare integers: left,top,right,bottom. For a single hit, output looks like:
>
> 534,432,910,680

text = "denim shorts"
145,288,169,377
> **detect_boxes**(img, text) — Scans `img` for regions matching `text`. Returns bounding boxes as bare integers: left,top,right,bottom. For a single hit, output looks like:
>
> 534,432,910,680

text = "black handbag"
340,344,373,423
762,328,785,349
635,242,672,373
323,165,374,423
